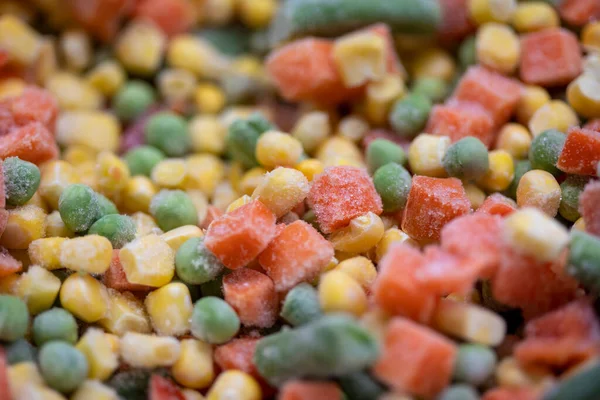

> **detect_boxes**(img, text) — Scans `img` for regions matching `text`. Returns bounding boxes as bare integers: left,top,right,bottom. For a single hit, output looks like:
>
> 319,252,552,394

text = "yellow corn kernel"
122,176,158,214
158,68,197,103
337,115,370,143
476,22,520,74
516,85,551,126
63,145,97,166
409,48,456,82
189,115,227,155
469,0,516,25
116,20,166,76
365,73,406,125
573,217,586,232
511,2,559,33
120,332,181,368
432,298,506,346
496,123,532,160
251,167,309,218
201,0,236,25
60,273,110,323
232,55,264,79
292,111,331,155
16,265,61,314
295,159,324,182
316,136,363,168
408,134,450,177
464,183,486,210
333,31,387,88
329,212,385,254
238,167,267,196
40,160,81,210
529,100,579,136
76,328,119,381
56,110,120,152
86,60,126,97
95,151,130,197
60,235,113,274
172,339,215,389
319,270,368,317
256,131,304,169
60,29,92,72
478,150,514,192
187,189,209,225
335,256,377,290
145,282,193,336
34,37,58,86
152,158,188,189
496,357,551,388
131,212,162,237
0,205,46,250
375,228,419,262
194,82,226,114
226,195,252,213
206,370,261,400
582,21,600,53
28,237,66,270
184,154,225,197
183,389,206,400
24,191,48,211
0,78,25,100
238,0,277,29
120,234,175,287
99,289,151,336
71,380,120,400
167,35,230,79
567,73,600,119
0,273,19,295
8,362,45,399
0,14,41,65
161,225,204,252
211,182,238,212
516,170,561,217
503,207,569,263
45,71,102,110
77,160,100,192
19,385,66,400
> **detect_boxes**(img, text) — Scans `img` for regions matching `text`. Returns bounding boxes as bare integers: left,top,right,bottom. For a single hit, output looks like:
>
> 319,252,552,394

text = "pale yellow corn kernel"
24,191,48,211
503,207,569,263
0,205,46,250
337,115,370,143
232,56,264,79
15,265,60,315
319,270,368,317
60,29,92,71
77,160,100,192
212,181,239,212
375,228,419,262
476,22,520,74
238,167,266,196
496,357,550,388
238,0,277,29
76,328,119,381
167,35,230,79
184,154,226,197
56,110,120,152
183,389,206,400
329,212,385,254
20,385,66,400
567,73,600,119
172,339,215,390
0,78,25,100
0,14,41,64
478,150,514,192
99,289,151,336
0,273,19,295
145,282,193,336
28,237,66,270
256,131,304,168
511,2,559,33
116,20,166,76
201,0,236,25
582,21,600,53
365,73,406,125
516,85,551,126
122,176,158,214
37,162,80,207
63,145,97,166
469,0,516,24
410,48,456,82
71,380,120,400
226,195,252,213
251,167,309,218
45,71,102,110
573,217,586,232
194,83,226,114
152,158,188,189
292,111,331,154
34,38,58,86
60,235,113,274
323,256,339,272
333,31,387,88
206,370,261,400
131,212,163,237
496,123,532,160
335,256,377,290
432,298,506,346
316,136,363,167
189,115,227,155
120,234,175,287
464,183,487,210
120,332,181,368
408,134,451,177
60,273,110,323
95,152,130,200
529,100,579,136
86,60,126,97
187,189,209,225
8,362,45,400
295,159,324,182
161,225,204,252
516,170,561,217
157,68,197,103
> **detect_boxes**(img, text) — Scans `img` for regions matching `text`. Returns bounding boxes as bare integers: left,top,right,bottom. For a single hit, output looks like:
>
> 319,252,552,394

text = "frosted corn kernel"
0,14,41,65
194,83,226,114
567,73,600,119
238,0,277,29
24,192,48,211
172,339,215,390
60,273,110,323
187,190,209,225
338,115,370,143
76,328,119,381
256,131,303,168
573,217,586,232
496,357,550,388
201,0,236,25
333,31,387,88
35,37,58,86
511,2,559,33
116,20,166,76
251,167,309,217
45,71,102,110
476,23,520,74
157,68,197,103
189,115,227,155
529,100,579,136
582,22,600,53
503,207,569,262
329,212,385,254
409,47,456,82
131,212,162,237
464,183,486,210
496,123,532,159
0,205,46,250
161,225,204,252
64,145,97,166
0,78,25,100
7,362,44,400
60,235,113,274
292,111,331,154
15,265,61,315
232,56,264,79
212,182,239,212
96,151,131,198
469,0,516,24
226,195,252,213
28,237,67,270
120,332,181,368
122,176,158,214
375,228,419,262
335,256,377,290
78,161,100,191
86,60,126,97
295,159,324,182
365,73,406,125
167,35,230,79
316,136,363,167
39,160,79,209
408,134,451,177
478,150,514,192
319,270,368,317
516,85,551,126
516,170,561,217
119,234,175,287
60,29,92,71
152,159,188,189
99,289,151,336
184,154,225,197
145,282,193,336
56,111,120,152
71,380,120,400
238,167,267,196
206,371,261,400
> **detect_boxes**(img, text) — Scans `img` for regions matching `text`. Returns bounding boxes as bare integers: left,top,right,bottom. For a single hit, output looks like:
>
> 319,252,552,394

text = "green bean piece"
32,308,78,346
442,137,490,181
149,189,198,232
0,295,29,342
567,231,600,295
113,81,155,122
280,283,322,326
2,157,41,206
389,93,432,138
145,112,190,157
559,176,590,222
58,184,101,232
5,339,37,365
175,237,225,285
190,297,240,344
366,139,407,172
453,344,497,386
543,360,600,400
338,371,386,400
88,214,136,248
124,146,166,177
373,163,412,212
529,129,566,176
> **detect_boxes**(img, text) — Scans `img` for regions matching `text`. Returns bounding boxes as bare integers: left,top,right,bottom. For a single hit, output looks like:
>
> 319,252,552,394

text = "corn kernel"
295,159,324,182
410,47,456,82
172,339,215,390
183,389,207,400
15,265,60,315
226,195,252,213
77,161,99,192
45,71,102,110
476,22,520,74
211,182,238,212
516,170,561,217
145,282,193,336
469,0,516,25
24,191,48,211
496,123,532,160
0,14,41,65
120,234,175,287
408,134,450,177
8,362,44,399
573,217,586,232
189,115,227,155
316,136,364,168
238,0,277,29
158,68,197,103
60,273,110,323
375,228,418,262
365,73,406,125
28,237,66,270
201,0,236,25
292,111,331,155
478,150,514,192
0,205,46,250
35,37,58,85
319,270,368,316
496,357,551,388
184,154,225,197
116,20,166,76
120,332,181,368
60,29,92,71
0,78,25,100
161,225,204,252
60,235,113,274
206,370,261,400
464,183,487,210
131,212,162,237
187,190,209,225
56,110,121,152
39,161,79,209
337,115,370,143
95,151,130,200
516,85,551,126
194,82,226,114
256,131,304,168
333,31,387,88
334,256,377,290
99,289,151,336
251,167,309,218
582,22,600,53
329,212,385,254
76,328,119,381
71,380,120,400
86,60,126,97
122,176,158,214
529,100,579,136
167,35,230,79
511,2,559,33
567,73,600,119
63,145,97,166
152,158,188,189
238,167,267,196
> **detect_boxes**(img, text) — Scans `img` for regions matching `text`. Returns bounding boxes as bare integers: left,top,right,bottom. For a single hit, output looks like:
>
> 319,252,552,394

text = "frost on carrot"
133,0,196,37
279,380,343,400
68,0,134,42
103,249,151,292
557,127,600,176
7,87,59,133
215,337,260,376
223,268,278,328
476,193,517,217
426,102,495,147
558,0,600,27
0,247,22,278
0,122,59,165
437,0,475,44
580,181,600,237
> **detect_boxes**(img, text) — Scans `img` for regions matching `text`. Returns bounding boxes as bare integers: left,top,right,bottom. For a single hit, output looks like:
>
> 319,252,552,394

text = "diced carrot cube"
279,381,343,400
215,338,260,376
416,246,482,295
133,0,196,37
584,119,600,132
308,166,382,234
0,210,7,238
520,28,583,87
476,193,517,217
0,247,22,278
258,220,333,292
0,122,58,165
482,388,540,400
0,105,15,137
103,249,151,292
68,0,134,42
437,0,476,44
149,374,185,400
402,176,471,242
200,205,223,230
373,317,457,399
426,102,495,147
559,0,600,26
8,87,58,134
223,268,278,328
205,200,277,270
557,127,600,176
580,181,600,237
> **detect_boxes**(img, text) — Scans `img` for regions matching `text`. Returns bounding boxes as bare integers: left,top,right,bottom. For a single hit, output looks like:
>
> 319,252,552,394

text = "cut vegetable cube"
476,193,516,217
557,127,600,176
580,181,600,237
0,122,58,165
426,102,495,147
223,268,278,328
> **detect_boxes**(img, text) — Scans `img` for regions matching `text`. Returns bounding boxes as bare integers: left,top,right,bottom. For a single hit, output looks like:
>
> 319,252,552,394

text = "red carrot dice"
103,250,151,292
215,338,260,376
580,181,600,237
557,127,600,176
559,0,600,26
426,102,495,147
437,0,476,44
476,193,517,217
223,268,278,328
199,205,223,230
584,119,600,132
279,381,343,400
68,0,134,42
133,0,196,37
149,374,185,400
0,122,58,165
0,247,22,278
8,87,58,133
416,246,483,295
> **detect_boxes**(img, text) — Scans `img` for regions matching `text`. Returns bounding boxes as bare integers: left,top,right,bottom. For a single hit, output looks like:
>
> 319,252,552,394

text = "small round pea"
2,157,41,206
389,93,432,138
438,384,479,400
411,77,449,103
458,36,477,69
32,308,78,346
124,145,166,177
366,139,407,172
88,214,136,248
39,341,89,393
191,297,240,344
175,237,225,285
95,193,118,217
529,129,566,176
5,339,36,365
227,114,274,169
453,344,497,386
507,159,532,199
145,112,190,157
58,184,101,232
442,137,490,180
113,80,155,122
373,163,412,212
559,176,590,222
280,283,322,326
0,295,29,341
150,190,198,232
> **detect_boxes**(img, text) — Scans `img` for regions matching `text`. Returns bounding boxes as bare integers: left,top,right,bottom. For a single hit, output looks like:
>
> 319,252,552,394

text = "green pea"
458,36,477,69
0,295,29,341
113,81,155,122
227,113,274,168
453,344,497,386
124,146,166,177
32,308,78,346
567,231,600,296
280,283,322,326
373,163,412,212
302,209,320,231
39,341,88,393
411,77,449,103
150,190,198,232
58,184,101,232
96,193,119,217
191,297,240,344
87,214,136,248
200,27,251,57
145,112,190,157
175,237,225,285
366,139,407,172
339,371,386,400
559,176,590,222
529,129,565,176
543,360,600,400
442,137,490,181
507,159,532,199
5,339,37,365
438,384,479,400
389,93,432,138
2,157,41,206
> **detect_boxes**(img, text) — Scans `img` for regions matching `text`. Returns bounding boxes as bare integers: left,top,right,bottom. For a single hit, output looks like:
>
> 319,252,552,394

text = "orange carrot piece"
103,249,151,292
476,193,517,217
0,122,58,165
580,181,600,237
584,119,600,132
0,247,22,278
559,0,600,27
7,87,59,134
149,374,185,400
68,0,134,42
215,338,260,376
200,205,223,230
426,102,495,147
223,268,278,328
557,127,600,176
133,0,196,37
279,381,343,400
437,0,476,44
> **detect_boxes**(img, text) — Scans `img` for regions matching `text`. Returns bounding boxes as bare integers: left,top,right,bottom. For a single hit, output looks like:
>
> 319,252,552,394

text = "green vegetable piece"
58,184,101,232
254,314,379,386
149,189,198,232
227,113,274,168
373,163,412,212
145,112,190,157
567,231,600,295
113,81,155,122
124,146,166,177
108,368,170,400
507,159,532,199
191,297,240,344
438,384,479,400
529,129,566,176
366,139,407,172
458,36,477,69
32,308,78,346
559,176,590,222
2,157,41,206
200,275,225,298
453,344,497,386
5,339,36,365
442,137,490,181
0,295,29,341
280,283,322,326
411,77,449,103
302,209,319,231
39,341,88,393
96,193,119,217
543,360,600,400
338,371,386,400
200,27,251,56
88,214,136,249
175,237,225,285
389,93,432,138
